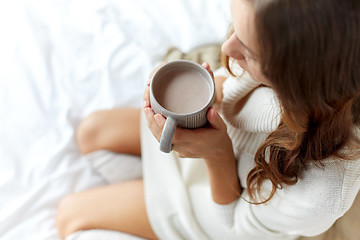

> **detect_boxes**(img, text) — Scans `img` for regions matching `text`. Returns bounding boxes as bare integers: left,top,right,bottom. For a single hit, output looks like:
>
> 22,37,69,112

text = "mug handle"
160,117,177,153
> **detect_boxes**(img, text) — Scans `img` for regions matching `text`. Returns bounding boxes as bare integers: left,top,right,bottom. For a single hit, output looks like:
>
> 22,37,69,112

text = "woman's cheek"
250,67,271,86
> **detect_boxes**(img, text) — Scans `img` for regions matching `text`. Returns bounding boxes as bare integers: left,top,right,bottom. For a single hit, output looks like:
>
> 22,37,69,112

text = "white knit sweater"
141,64,360,240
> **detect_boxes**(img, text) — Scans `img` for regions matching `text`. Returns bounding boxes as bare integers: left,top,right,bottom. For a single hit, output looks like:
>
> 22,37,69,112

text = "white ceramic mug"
150,60,215,153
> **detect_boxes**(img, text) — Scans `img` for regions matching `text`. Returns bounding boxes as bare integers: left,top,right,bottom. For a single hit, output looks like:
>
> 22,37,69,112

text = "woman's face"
222,0,270,86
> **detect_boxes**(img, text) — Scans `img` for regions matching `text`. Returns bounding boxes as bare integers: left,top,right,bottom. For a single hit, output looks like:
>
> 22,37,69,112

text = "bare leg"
56,108,154,238
76,108,141,155
56,179,157,240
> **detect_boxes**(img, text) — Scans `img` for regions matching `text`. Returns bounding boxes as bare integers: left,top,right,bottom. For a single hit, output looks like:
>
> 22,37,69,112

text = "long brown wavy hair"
223,0,360,203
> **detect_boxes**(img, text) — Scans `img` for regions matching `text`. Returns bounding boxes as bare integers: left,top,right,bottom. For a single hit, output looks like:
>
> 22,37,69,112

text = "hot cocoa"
154,69,211,114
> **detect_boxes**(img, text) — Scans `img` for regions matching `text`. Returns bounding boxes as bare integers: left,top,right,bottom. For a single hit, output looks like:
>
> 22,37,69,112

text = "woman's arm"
203,109,242,204
205,156,242,204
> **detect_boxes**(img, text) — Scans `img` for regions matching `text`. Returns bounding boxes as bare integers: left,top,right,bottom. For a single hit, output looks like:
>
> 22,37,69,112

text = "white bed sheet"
0,0,230,239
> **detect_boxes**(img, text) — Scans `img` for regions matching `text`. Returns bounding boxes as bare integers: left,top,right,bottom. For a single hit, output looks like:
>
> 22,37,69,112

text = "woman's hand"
143,62,233,159
143,62,165,143
150,107,234,159
202,62,226,112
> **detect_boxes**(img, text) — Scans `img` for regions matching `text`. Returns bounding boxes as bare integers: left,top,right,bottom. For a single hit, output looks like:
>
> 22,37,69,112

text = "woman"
56,0,360,239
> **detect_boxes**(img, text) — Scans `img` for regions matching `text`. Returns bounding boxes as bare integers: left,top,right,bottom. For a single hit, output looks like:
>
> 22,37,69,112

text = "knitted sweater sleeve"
209,158,360,238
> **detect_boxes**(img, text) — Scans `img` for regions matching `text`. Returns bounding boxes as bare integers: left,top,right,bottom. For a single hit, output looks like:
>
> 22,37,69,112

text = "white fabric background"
0,0,230,239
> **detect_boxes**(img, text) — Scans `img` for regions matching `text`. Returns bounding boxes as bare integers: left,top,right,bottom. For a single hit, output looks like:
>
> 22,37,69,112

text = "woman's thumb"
207,107,226,130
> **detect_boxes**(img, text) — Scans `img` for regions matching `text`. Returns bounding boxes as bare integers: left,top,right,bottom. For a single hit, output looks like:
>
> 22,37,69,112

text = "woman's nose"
221,34,245,60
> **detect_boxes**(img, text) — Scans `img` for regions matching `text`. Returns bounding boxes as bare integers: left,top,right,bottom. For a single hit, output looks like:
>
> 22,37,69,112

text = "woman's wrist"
204,152,242,205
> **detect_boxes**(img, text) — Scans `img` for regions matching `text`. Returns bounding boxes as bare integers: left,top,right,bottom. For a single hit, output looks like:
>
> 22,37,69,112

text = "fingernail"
208,108,216,120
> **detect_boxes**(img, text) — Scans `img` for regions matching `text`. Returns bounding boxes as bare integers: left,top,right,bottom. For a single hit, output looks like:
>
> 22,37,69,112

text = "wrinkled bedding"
0,0,230,239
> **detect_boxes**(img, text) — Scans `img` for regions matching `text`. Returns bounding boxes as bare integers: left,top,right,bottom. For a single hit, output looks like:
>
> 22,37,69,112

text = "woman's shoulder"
280,155,360,216
250,157,360,236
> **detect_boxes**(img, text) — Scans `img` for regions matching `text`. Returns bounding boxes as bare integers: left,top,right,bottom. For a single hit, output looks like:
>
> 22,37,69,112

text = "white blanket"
0,0,230,239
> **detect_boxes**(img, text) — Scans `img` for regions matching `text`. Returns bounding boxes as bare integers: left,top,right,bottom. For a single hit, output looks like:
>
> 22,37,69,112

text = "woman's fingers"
143,62,169,144
145,61,224,156
143,85,150,108
202,62,224,111
207,107,227,130
144,107,162,142
154,114,166,128
148,62,167,83
144,62,167,108
202,62,214,79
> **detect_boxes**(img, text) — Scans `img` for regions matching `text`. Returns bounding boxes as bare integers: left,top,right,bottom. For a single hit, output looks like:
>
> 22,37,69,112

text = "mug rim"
150,60,215,117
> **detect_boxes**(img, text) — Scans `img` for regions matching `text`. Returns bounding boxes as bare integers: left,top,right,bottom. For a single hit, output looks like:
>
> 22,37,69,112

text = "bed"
0,0,231,239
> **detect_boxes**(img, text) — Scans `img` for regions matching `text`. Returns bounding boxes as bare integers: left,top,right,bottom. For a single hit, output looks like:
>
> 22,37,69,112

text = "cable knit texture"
141,63,360,240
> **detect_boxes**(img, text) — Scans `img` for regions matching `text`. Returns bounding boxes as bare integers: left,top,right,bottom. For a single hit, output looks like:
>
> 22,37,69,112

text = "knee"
76,112,104,154
56,194,87,240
